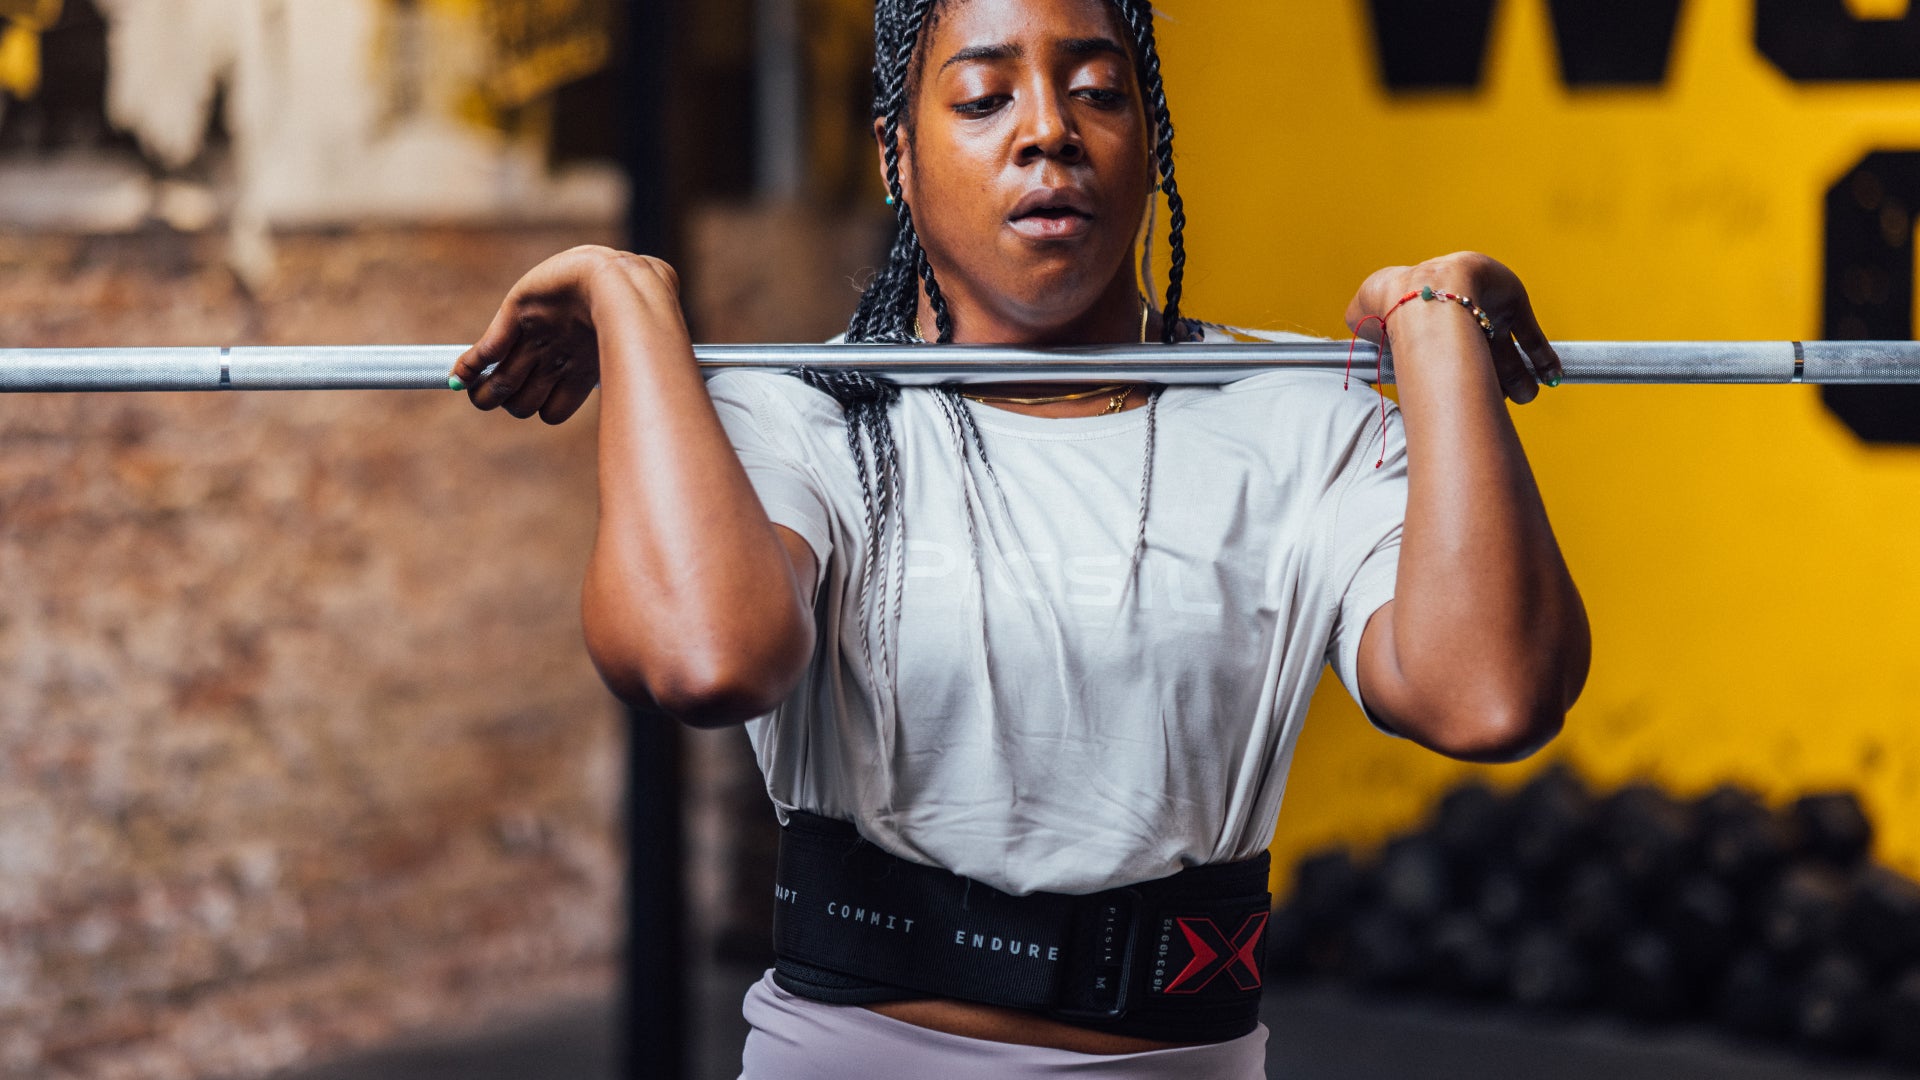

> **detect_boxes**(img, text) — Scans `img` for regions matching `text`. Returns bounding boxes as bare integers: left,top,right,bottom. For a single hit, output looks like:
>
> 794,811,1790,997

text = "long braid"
1115,0,1188,344
848,0,946,344
917,247,956,341
791,369,902,697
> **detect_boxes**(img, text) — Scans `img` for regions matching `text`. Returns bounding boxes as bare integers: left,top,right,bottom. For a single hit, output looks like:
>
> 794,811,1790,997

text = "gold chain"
963,383,1130,406
940,298,1150,412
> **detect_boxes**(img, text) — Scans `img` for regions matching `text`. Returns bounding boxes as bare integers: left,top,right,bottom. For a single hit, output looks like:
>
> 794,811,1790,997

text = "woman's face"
890,0,1153,338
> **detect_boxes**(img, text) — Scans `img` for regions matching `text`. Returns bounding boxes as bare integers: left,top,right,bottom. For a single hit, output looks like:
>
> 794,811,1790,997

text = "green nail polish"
1547,374,1561,388
448,375,465,391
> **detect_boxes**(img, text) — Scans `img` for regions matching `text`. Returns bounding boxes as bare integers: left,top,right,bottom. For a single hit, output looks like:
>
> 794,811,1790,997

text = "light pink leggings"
737,970,1269,1079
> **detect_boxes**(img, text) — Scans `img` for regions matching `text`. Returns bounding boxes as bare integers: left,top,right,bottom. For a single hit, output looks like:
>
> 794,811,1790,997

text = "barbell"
1,340,1917,391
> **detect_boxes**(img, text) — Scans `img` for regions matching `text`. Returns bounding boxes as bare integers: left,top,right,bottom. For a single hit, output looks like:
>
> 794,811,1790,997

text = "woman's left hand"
1344,252,1563,405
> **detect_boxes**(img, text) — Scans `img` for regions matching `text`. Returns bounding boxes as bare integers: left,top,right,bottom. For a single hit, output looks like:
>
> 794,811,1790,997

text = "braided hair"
792,0,1190,705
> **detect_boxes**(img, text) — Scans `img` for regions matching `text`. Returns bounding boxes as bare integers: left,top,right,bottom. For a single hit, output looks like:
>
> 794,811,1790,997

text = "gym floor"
276,964,1914,1080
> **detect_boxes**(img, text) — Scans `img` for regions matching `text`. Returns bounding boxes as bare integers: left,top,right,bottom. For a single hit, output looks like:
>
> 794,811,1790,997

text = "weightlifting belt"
770,811,1272,1043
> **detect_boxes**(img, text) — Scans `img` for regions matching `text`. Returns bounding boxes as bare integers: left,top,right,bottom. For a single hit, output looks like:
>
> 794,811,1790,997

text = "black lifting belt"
770,811,1272,1044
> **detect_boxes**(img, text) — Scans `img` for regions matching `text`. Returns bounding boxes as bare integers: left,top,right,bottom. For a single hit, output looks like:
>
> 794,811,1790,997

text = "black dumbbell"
1510,765,1596,877
1430,780,1515,868
1560,858,1637,947
1598,783,1698,895
1344,906,1426,990
1790,792,1873,870
1292,846,1364,928
1759,865,1850,962
1841,865,1920,977
1793,951,1876,1054
1658,873,1740,988
1376,833,1454,924
1694,783,1764,831
1290,846,1365,975
1696,785,1792,894
1716,948,1795,1040
1427,910,1509,999
1264,900,1312,979
1474,866,1532,933
1509,924,1593,1009
1603,929,1690,1023
1881,968,1920,1068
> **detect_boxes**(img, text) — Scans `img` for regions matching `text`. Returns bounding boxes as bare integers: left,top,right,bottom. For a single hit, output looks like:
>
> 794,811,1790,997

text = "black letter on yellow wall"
1366,0,1498,90
1546,0,1683,86
1367,0,1682,91
1823,152,1920,443
1757,0,1920,81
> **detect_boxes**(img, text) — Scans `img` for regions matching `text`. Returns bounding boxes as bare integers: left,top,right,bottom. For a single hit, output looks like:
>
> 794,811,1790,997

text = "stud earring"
885,195,897,207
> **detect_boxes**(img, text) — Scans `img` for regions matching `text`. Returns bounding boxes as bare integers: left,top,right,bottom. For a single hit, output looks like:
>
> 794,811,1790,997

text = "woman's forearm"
1369,295,1590,756
580,261,815,724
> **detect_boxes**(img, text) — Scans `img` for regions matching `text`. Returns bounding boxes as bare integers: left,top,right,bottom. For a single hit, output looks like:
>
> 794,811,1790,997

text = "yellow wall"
1144,0,1920,888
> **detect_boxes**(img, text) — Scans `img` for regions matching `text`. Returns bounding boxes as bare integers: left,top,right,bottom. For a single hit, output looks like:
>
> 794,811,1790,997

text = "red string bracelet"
1343,286,1499,468
1343,290,1421,468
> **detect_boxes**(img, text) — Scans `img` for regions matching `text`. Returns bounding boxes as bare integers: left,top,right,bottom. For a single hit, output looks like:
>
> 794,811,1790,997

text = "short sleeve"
1324,399,1409,735
706,372,836,596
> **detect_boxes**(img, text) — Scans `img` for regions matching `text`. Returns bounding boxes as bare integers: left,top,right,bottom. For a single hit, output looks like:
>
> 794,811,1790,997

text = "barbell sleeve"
0,341,1917,392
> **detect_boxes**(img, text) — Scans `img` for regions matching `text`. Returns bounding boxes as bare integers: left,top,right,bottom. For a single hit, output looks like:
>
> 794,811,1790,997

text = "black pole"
626,0,680,261
621,705,685,1080
619,1,686,1078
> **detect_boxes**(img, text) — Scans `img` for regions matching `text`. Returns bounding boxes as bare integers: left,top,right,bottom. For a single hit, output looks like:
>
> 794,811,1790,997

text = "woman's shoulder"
705,334,880,412
705,368,848,422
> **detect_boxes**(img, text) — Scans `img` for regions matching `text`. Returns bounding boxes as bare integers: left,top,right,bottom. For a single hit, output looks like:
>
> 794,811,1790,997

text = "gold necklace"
962,383,1131,406
938,299,1150,413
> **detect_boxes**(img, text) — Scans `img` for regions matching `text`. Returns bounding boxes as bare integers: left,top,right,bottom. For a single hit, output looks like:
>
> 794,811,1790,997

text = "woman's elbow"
650,669,793,727
580,582,815,726
592,650,799,728
1426,699,1567,764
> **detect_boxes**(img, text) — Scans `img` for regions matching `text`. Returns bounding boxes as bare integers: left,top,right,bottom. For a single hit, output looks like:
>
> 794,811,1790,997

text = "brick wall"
0,226,623,1078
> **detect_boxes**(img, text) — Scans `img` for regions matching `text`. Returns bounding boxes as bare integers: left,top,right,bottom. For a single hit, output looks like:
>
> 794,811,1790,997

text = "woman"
454,0,1590,1074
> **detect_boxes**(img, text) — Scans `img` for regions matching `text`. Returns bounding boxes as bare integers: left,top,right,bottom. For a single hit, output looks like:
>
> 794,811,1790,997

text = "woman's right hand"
453,245,687,424
458,244,810,722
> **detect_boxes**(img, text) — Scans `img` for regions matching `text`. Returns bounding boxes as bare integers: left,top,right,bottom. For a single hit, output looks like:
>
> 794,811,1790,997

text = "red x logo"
1163,913,1267,994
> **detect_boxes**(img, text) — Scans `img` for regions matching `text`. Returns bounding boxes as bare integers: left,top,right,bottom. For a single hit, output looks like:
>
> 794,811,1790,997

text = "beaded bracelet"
1386,285,1499,341
1346,284,1512,469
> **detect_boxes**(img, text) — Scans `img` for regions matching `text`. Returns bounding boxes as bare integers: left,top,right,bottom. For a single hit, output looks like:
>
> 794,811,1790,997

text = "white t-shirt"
707,329,1407,897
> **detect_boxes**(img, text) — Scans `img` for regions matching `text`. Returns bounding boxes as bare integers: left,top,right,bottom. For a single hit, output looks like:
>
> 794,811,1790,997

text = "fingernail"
1546,371,1562,387
448,374,466,391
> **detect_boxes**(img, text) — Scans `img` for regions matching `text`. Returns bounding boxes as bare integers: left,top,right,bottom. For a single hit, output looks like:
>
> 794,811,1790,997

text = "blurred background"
4,0,1920,1078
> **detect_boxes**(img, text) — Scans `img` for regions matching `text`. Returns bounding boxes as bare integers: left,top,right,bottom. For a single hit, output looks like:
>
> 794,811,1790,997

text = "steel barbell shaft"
1,341,1916,392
